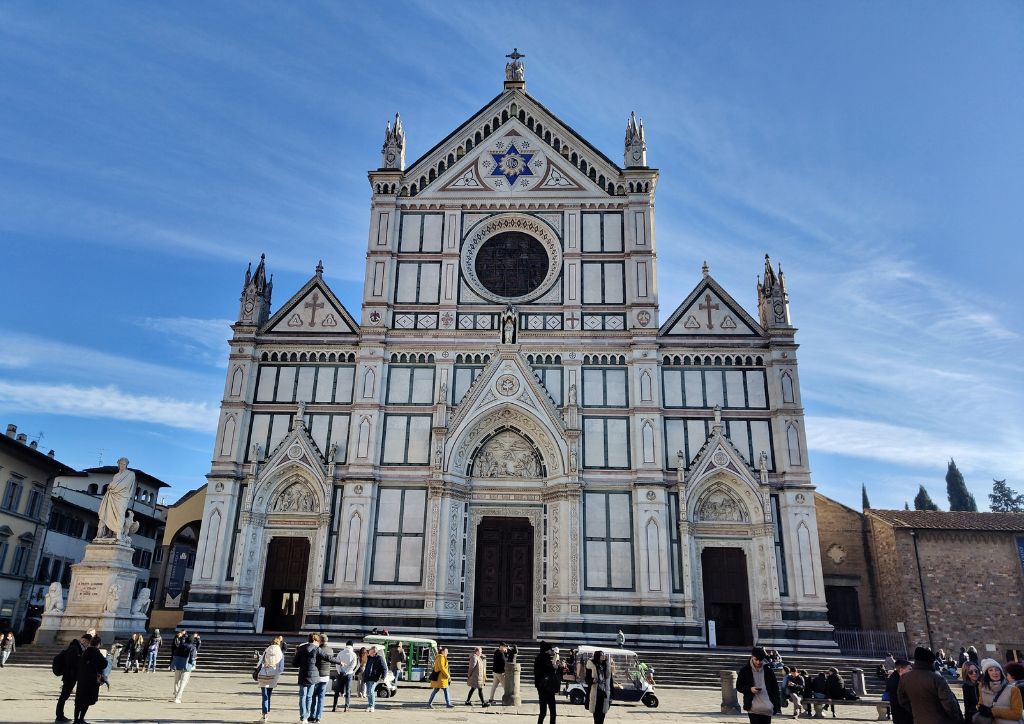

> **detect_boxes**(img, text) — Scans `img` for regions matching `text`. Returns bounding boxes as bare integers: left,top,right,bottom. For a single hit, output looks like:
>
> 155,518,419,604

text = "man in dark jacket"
897,646,964,724
489,643,510,704
361,645,387,713
309,633,335,723
886,659,913,724
533,641,560,724
55,630,94,723
736,647,781,724
292,634,330,723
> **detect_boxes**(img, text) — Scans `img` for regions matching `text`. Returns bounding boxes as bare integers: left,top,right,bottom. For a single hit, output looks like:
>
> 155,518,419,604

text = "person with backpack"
54,629,94,723
74,635,108,724
977,659,1023,724
144,629,162,673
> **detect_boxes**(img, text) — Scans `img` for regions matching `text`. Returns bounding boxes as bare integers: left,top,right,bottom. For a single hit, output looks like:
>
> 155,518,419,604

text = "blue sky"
1,1,1021,510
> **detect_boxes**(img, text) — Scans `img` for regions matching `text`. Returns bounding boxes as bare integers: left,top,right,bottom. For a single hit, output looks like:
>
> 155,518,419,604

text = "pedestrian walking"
978,658,1023,724
897,647,964,724
389,642,407,684
55,630,94,722
885,659,912,724
355,646,367,697
585,650,614,724
144,629,161,672
73,635,108,724
736,647,781,724
465,646,489,707
534,641,562,724
331,640,357,713
961,661,981,721
427,646,454,708
361,645,387,713
169,630,198,704
488,643,512,704
292,633,331,723
256,635,285,723
170,629,187,671
309,633,335,723
1,631,15,666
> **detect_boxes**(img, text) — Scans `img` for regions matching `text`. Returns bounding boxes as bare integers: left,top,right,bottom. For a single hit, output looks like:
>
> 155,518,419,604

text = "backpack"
52,649,65,677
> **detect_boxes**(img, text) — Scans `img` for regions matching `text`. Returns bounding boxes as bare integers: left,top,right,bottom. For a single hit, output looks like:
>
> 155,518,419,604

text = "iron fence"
832,629,908,658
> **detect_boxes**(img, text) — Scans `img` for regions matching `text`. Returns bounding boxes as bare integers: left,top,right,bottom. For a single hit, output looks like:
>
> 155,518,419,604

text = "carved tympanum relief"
271,482,318,513
471,430,542,478
696,486,749,522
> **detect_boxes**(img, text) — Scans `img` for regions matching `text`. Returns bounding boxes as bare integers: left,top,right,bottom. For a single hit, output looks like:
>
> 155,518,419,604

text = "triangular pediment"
260,419,328,482
263,274,359,335
660,274,763,337
401,90,628,199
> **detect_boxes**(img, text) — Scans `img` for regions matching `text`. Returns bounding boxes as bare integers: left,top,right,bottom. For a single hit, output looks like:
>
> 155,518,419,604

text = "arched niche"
449,403,564,478
469,428,546,478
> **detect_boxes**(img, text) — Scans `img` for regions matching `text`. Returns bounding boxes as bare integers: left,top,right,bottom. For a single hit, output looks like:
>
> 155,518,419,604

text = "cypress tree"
945,459,978,511
989,479,1024,512
914,485,939,511
904,501,910,511
861,484,871,510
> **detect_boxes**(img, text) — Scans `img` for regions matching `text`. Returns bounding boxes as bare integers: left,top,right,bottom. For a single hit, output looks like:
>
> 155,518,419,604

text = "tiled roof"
867,509,1024,532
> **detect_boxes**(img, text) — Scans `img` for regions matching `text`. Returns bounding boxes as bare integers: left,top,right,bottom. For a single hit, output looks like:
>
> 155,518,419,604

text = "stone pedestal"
720,669,741,714
851,667,866,696
35,541,147,644
502,662,523,707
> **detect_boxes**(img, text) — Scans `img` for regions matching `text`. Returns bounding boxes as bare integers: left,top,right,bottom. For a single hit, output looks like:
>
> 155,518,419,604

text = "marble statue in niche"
472,431,541,478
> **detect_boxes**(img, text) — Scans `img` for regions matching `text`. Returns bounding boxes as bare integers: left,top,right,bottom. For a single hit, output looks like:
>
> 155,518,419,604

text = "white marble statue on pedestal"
96,458,136,542
44,582,65,614
132,587,151,615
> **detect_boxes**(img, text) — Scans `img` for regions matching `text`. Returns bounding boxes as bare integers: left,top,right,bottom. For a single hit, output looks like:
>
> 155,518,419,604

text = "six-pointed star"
490,143,534,185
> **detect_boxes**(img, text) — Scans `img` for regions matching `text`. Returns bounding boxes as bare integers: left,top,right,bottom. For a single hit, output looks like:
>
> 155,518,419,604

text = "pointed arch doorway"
261,536,310,631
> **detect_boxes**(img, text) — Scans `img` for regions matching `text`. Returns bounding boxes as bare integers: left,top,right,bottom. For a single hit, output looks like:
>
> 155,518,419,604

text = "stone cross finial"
504,48,526,84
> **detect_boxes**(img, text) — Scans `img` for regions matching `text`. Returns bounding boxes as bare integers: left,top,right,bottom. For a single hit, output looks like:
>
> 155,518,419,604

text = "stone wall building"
864,509,1024,658
813,492,879,631
183,54,834,649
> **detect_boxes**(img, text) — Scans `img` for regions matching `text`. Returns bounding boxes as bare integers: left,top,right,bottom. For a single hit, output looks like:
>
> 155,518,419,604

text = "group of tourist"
0,630,16,667
52,628,106,724
116,629,163,673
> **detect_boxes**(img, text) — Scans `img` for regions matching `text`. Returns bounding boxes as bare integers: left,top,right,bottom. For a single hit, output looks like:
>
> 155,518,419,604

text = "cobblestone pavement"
0,664,888,723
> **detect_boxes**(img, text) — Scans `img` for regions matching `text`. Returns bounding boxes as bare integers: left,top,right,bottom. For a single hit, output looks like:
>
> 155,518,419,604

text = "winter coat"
61,639,86,683
962,679,980,721
388,646,407,671
76,646,107,707
170,641,197,672
362,652,386,685
126,637,144,661
334,646,357,677
146,634,161,653
292,642,329,687
887,672,913,724
826,672,846,699
257,644,285,688
430,652,450,689
736,663,781,714
1,636,16,653
315,644,335,679
533,650,561,694
492,648,508,675
467,653,486,689
980,679,1024,724
897,663,965,724
585,657,613,714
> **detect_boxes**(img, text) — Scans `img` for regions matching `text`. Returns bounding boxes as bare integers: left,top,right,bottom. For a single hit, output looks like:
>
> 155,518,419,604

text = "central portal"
261,536,310,632
701,546,753,647
473,517,533,640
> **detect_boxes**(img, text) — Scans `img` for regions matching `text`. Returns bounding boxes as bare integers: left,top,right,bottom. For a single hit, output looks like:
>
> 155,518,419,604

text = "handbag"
252,652,264,682
429,669,440,681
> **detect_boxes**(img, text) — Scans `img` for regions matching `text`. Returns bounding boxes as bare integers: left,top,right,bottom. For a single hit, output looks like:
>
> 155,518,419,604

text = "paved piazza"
2,665,895,723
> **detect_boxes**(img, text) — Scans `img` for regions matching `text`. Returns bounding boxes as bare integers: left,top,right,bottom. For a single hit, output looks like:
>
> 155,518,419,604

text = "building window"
0,541,7,571
452,365,484,405
224,482,247,582
582,367,628,407
664,417,774,471
581,211,624,252
532,366,563,406
370,488,426,585
667,493,684,593
36,556,52,582
254,364,356,404
385,365,435,405
662,367,768,409
1,478,24,512
770,494,789,596
395,262,441,304
380,414,432,465
154,547,163,564
11,545,29,576
584,491,634,590
323,486,343,584
581,262,625,304
582,417,630,469
87,483,98,495
26,486,45,519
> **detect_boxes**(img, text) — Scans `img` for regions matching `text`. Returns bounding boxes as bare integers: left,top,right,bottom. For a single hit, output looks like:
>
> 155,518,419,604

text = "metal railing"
832,629,908,658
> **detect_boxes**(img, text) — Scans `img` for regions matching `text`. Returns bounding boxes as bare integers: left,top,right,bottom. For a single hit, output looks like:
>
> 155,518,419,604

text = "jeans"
147,650,158,672
312,680,327,719
332,673,352,710
298,684,315,721
537,689,557,723
261,686,274,714
366,681,377,709
173,670,191,701
427,686,451,707
1,650,11,666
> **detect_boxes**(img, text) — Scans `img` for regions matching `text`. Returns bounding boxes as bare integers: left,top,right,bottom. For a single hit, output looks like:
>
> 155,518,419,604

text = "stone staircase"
13,635,888,696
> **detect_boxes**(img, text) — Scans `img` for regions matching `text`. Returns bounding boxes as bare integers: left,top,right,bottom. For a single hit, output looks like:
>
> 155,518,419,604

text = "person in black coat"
55,631,94,723
886,659,913,724
534,641,561,724
736,647,781,724
74,635,108,724
292,634,331,722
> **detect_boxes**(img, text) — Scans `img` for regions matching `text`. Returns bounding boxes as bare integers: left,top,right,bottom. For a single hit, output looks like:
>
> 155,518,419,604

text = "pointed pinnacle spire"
315,259,324,276
702,260,710,277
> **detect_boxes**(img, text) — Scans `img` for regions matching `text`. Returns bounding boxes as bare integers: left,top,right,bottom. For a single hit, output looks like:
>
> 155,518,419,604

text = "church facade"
183,55,834,649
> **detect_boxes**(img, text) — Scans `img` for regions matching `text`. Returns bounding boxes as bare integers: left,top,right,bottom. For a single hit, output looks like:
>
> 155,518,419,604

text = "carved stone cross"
699,293,719,329
304,292,324,326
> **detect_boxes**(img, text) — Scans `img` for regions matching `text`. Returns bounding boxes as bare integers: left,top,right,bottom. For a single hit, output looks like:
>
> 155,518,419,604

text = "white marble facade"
183,56,834,649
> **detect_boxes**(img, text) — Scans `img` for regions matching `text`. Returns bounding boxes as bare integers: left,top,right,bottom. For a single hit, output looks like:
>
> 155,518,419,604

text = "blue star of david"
489,143,534,185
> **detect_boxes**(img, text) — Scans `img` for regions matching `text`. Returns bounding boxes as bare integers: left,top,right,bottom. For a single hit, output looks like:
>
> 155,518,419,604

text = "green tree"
989,479,1024,512
904,501,910,511
945,459,978,511
914,485,940,511
861,484,871,510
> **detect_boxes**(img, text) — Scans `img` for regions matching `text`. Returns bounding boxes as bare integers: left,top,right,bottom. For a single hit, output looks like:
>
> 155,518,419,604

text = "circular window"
474,231,549,298
461,214,562,303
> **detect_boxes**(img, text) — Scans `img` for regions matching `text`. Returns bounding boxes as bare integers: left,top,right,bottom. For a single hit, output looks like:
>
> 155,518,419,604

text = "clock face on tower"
461,213,562,303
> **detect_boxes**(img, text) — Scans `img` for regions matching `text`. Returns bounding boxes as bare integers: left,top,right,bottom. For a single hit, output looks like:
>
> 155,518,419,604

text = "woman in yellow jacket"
427,646,455,708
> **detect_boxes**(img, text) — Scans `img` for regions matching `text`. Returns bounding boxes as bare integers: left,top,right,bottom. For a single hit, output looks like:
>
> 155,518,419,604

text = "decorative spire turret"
238,253,272,326
624,111,647,167
381,113,405,170
757,254,792,329
504,48,526,89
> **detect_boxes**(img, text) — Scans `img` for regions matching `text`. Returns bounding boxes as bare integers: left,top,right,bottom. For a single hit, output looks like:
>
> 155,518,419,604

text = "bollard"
851,667,866,696
503,662,523,707
721,669,741,714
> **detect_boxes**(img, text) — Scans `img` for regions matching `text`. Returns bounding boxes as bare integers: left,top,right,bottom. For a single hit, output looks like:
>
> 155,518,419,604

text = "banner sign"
1017,537,1024,577
165,546,189,603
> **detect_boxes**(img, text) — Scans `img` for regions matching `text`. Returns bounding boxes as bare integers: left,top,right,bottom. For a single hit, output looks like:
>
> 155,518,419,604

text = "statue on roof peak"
505,48,526,84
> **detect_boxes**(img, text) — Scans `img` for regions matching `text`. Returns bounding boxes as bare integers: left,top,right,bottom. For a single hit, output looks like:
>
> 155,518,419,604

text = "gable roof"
261,271,359,335
659,273,764,338
867,509,1024,532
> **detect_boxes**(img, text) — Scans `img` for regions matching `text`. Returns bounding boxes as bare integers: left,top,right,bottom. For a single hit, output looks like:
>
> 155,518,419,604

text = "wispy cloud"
0,381,217,433
137,317,233,368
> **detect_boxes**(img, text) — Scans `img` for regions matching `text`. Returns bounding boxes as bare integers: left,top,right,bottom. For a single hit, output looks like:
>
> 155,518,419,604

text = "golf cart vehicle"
362,635,438,684
563,646,658,708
